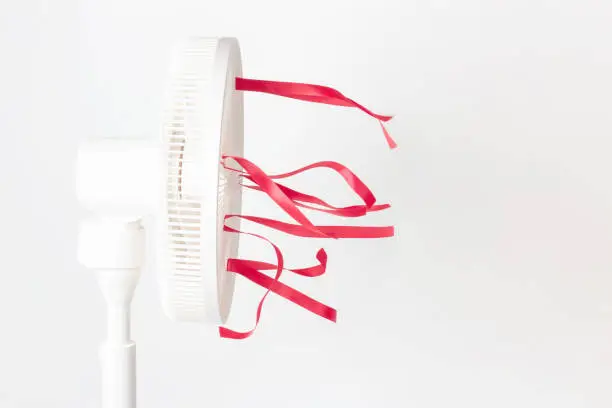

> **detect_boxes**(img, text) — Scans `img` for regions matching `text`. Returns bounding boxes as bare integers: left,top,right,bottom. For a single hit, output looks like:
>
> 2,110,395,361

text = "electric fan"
77,34,395,408
77,37,243,408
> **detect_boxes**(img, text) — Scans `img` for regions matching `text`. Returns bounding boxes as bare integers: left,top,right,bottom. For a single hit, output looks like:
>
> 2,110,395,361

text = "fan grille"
163,39,217,320
160,37,242,324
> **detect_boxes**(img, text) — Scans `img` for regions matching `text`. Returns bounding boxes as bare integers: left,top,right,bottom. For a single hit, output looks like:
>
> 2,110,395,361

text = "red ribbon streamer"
228,259,337,322
218,156,394,339
242,182,390,218
226,214,394,239
222,156,390,220
227,163,380,217
227,248,336,321
236,77,397,149
232,248,328,278
222,155,328,238
220,225,335,339
218,75,396,338
240,159,391,216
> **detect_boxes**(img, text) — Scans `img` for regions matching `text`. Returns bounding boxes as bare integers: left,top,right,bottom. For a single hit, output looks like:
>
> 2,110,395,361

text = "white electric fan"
76,37,243,408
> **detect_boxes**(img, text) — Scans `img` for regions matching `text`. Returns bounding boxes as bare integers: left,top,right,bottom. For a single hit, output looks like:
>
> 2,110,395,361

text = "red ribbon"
219,156,394,339
227,249,336,321
232,248,328,278
220,225,336,340
218,225,283,340
242,181,390,217
236,77,397,149
222,156,391,221
222,155,328,238
226,214,394,239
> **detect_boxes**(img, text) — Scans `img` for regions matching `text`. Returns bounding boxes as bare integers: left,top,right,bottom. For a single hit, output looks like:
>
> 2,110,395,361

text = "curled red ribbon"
232,248,328,278
222,156,391,222
219,156,394,339
236,77,397,149
222,155,328,238
220,225,335,340
219,225,284,340
227,251,336,321
242,181,390,218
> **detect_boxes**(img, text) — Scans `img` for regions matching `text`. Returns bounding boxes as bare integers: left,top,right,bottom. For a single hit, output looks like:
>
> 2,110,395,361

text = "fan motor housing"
76,37,244,326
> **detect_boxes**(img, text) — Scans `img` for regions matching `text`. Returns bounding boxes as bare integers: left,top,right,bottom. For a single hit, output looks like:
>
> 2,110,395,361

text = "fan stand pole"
78,217,144,408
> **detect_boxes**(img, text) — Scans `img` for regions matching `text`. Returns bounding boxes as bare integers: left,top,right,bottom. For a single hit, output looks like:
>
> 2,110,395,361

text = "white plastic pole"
78,218,144,408
98,268,138,408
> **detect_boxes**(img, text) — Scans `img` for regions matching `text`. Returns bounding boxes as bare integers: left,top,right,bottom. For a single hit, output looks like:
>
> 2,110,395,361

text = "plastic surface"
78,217,146,269
99,342,136,408
75,39,244,324
76,139,159,217
75,36,244,408
159,37,244,324
78,218,144,408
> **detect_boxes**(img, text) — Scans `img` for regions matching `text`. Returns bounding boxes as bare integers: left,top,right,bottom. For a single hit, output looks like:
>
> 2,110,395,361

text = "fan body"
161,37,243,324
76,37,243,408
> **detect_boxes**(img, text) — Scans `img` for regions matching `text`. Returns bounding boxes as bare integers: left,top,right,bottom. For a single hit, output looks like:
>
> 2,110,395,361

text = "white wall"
2,0,612,407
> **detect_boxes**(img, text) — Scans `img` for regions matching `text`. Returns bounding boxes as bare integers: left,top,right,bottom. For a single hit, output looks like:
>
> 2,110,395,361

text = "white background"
2,0,612,407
